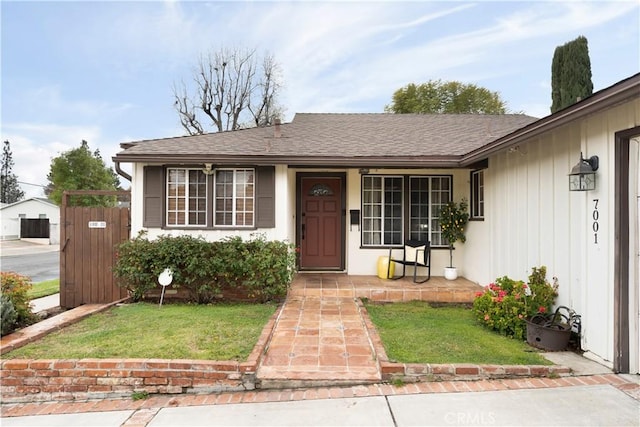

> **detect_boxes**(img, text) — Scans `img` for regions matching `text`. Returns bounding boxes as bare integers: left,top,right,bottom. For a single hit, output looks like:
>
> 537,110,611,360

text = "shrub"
243,235,296,302
114,233,296,303
155,234,218,303
1,295,17,335
472,266,558,340
113,231,162,302
1,272,36,334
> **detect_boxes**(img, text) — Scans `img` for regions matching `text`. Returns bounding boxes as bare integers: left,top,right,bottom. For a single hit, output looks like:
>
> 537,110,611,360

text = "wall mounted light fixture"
568,153,599,191
202,163,214,175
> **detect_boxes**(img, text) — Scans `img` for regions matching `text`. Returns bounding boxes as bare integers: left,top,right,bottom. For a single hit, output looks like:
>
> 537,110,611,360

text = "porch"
289,273,482,304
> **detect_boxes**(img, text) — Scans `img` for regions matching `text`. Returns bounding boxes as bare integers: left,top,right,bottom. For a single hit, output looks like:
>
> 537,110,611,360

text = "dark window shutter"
256,166,275,228
143,166,163,227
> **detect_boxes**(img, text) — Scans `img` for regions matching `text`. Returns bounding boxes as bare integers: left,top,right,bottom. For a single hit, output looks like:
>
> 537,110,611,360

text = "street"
0,251,59,282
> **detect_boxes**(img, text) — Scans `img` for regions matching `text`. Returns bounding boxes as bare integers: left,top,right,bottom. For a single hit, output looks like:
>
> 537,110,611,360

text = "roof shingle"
114,113,538,166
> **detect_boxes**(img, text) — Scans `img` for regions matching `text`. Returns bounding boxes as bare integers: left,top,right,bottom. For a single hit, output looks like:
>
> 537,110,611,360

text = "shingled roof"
114,113,538,168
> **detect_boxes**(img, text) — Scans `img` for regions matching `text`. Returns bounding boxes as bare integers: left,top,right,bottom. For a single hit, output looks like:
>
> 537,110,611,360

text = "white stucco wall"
463,98,640,371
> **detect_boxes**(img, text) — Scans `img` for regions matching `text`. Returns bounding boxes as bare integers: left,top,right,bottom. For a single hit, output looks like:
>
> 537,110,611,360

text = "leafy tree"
385,80,507,114
46,140,120,206
551,36,593,113
0,140,25,204
174,47,283,135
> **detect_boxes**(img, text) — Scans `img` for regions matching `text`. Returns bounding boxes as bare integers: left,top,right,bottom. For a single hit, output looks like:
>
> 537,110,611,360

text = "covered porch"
289,273,482,304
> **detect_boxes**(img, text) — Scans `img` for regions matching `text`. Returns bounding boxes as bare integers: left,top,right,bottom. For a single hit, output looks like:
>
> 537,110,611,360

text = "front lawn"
4,302,276,360
364,301,551,365
27,279,60,300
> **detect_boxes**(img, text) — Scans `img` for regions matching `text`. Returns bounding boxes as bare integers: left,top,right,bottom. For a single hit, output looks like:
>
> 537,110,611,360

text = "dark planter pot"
525,316,571,351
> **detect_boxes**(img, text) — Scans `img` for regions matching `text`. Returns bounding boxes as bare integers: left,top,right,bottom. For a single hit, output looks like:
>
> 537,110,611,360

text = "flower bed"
472,266,558,340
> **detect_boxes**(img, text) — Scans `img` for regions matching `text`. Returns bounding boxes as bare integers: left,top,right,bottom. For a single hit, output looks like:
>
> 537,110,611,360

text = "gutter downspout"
114,160,132,182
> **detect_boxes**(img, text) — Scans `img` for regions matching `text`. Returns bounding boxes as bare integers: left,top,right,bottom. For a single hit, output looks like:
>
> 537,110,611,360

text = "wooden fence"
60,191,130,309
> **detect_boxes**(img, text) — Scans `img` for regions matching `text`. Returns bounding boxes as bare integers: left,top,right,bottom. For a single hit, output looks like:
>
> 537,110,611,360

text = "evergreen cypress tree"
0,140,25,204
551,36,593,113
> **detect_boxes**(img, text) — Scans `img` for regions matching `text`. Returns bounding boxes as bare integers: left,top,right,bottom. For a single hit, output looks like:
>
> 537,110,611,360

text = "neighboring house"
114,73,639,374
0,197,60,244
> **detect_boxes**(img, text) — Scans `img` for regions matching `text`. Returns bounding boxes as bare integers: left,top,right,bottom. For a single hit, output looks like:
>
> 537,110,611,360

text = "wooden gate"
20,218,50,238
60,190,130,309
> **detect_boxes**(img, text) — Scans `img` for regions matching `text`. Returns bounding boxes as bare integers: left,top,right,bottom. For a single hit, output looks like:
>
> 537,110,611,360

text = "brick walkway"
257,273,482,386
258,296,380,386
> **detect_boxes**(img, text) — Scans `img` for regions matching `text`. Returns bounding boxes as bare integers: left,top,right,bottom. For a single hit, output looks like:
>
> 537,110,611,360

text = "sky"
2,1,639,199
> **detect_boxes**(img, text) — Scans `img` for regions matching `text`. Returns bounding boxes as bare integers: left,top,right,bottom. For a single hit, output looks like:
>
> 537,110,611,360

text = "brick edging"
355,298,572,382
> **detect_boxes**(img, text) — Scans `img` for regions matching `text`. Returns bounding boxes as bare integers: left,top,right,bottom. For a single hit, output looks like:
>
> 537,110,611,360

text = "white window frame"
409,175,451,247
361,174,452,247
361,175,404,246
214,168,255,227
471,169,485,219
166,168,208,227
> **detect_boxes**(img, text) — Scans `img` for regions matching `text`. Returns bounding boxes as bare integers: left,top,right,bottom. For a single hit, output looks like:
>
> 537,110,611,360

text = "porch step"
289,275,481,304
257,377,380,390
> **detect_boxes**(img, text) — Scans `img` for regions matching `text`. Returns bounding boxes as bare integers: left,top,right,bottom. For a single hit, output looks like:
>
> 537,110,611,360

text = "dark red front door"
299,176,343,270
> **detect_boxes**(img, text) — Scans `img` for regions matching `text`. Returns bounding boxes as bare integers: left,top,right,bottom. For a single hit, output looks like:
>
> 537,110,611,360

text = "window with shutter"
142,165,275,230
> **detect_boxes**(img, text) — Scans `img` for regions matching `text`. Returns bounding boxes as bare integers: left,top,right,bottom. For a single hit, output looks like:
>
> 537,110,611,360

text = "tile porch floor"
257,274,483,386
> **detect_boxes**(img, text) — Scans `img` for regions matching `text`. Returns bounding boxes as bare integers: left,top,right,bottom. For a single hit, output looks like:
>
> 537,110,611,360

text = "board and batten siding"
463,98,640,370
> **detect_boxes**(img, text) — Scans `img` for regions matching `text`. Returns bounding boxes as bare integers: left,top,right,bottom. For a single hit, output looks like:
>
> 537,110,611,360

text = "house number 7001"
592,199,599,244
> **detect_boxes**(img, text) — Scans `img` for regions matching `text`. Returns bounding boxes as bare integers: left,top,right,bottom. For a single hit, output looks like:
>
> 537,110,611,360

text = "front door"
298,175,344,270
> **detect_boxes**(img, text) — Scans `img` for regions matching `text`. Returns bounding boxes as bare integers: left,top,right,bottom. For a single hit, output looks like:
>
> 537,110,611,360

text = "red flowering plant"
472,266,558,340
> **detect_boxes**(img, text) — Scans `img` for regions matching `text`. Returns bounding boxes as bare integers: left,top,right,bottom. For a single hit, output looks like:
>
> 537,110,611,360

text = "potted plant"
439,198,469,280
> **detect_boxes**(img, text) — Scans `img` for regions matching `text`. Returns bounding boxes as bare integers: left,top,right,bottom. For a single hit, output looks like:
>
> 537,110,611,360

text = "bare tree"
174,47,283,135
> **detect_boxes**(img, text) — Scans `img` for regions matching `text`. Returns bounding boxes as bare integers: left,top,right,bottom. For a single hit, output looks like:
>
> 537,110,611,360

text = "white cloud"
17,85,135,123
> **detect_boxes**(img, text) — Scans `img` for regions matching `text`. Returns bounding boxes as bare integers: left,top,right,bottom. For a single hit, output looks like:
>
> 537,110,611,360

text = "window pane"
408,176,451,245
361,176,403,246
214,169,254,226
167,168,208,227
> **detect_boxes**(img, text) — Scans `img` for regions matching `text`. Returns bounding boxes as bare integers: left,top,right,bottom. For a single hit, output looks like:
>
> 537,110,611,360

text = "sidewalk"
30,293,60,313
2,379,639,426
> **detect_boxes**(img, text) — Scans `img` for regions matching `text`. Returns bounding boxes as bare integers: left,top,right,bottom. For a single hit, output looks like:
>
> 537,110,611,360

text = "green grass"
27,279,60,300
364,301,551,365
4,302,276,360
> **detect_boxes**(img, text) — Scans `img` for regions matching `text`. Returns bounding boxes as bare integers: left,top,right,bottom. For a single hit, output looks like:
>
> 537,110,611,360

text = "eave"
112,154,464,169
461,73,640,166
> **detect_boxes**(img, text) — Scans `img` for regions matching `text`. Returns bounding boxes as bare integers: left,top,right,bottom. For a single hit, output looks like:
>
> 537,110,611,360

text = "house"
0,197,60,244
114,73,639,374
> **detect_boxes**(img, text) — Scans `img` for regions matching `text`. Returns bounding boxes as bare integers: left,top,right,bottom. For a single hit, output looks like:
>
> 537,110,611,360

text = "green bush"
1,272,37,334
472,266,558,340
114,233,296,303
243,235,296,301
113,232,162,302
1,295,18,335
